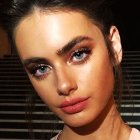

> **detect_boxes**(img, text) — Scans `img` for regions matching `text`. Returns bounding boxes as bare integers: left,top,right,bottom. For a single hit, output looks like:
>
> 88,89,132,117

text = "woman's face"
14,10,114,127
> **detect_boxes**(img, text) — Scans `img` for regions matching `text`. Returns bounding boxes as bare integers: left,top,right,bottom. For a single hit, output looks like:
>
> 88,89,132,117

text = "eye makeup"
23,57,52,80
25,63,52,80
23,36,94,81
56,36,93,56
69,46,92,65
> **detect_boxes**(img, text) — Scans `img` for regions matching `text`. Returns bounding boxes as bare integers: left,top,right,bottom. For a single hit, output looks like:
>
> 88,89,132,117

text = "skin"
14,9,131,140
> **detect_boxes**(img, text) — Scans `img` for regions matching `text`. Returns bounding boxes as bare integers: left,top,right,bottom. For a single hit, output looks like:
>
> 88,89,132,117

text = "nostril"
57,89,65,96
57,86,77,96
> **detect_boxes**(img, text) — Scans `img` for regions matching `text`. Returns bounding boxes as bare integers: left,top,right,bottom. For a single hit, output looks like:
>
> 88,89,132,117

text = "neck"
60,97,131,140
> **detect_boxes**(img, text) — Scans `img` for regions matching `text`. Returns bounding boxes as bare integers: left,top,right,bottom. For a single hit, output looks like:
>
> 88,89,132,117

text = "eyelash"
69,47,92,64
29,47,92,80
29,64,52,80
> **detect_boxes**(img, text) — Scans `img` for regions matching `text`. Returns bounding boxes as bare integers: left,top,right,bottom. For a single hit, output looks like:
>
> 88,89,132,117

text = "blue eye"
71,47,91,63
73,51,87,61
31,64,52,78
36,66,48,76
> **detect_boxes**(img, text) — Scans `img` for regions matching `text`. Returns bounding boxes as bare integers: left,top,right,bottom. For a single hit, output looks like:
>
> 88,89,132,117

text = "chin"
62,111,99,128
66,119,89,128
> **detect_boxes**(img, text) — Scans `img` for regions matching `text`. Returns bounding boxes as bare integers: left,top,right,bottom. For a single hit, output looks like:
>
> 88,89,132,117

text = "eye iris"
39,66,47,73
75,52,83,59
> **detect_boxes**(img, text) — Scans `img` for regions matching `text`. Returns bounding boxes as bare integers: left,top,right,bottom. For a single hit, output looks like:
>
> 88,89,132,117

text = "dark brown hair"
0,0,123,139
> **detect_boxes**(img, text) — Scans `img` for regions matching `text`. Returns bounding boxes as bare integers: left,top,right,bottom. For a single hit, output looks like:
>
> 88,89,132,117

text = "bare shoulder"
129,128,140,140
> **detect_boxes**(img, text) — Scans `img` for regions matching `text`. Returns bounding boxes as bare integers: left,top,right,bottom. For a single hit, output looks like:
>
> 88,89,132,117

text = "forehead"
14,10,103,58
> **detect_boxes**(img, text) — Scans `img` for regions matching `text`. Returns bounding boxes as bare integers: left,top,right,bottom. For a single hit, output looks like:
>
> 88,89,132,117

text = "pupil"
76,52,83,58
40,66,46,72
77,52,80,56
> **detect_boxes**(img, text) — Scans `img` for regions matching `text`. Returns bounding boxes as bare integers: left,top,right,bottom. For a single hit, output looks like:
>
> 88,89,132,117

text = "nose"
56,67,77,96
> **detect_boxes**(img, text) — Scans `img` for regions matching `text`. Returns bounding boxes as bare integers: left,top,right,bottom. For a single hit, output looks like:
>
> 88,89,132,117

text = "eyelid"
68,46,92,64
56,36,93,56
71,39,93,53
35,65,51,76
26,63,52,81
23,57,53,70
26,63,51,74
70,46,91,56
72,46,89,53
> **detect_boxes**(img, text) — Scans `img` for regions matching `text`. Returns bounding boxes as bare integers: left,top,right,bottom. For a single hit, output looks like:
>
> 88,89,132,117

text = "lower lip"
61,99,89,114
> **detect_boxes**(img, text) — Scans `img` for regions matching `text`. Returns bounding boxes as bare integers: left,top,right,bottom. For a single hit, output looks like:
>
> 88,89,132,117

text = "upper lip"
60,97,89,108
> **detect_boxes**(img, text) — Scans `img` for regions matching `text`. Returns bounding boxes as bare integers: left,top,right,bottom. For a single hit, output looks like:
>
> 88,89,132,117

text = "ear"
109,26,122,64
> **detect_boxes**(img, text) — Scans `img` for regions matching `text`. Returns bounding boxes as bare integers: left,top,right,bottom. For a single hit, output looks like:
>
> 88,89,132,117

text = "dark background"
113,0,140,51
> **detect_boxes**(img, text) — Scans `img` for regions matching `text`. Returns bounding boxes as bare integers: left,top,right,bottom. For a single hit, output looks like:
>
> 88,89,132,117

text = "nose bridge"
56,65,77,95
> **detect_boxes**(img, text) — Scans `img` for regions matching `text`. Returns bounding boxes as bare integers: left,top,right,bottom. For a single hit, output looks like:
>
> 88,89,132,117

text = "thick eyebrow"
23,57,50,67
22,36,92,66
56,36,93,56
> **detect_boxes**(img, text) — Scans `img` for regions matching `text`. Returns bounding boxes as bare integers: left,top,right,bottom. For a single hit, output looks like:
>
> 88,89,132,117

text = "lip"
60,97,89,114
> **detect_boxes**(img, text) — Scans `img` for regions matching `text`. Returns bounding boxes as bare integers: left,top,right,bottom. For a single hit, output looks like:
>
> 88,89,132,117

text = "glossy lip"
60,97,89,114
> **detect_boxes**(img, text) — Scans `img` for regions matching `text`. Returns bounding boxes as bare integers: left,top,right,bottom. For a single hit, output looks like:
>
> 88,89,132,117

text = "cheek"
28,75,57,105
77,51,114,100
93,58,114,102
